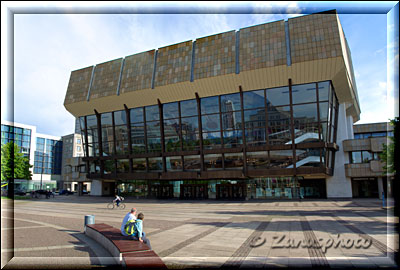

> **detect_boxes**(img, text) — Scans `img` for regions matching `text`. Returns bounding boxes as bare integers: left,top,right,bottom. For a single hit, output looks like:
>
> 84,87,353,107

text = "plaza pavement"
1,195,398,269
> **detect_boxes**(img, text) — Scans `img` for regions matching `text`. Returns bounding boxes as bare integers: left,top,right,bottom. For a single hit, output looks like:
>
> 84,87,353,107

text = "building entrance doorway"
148,184,174,199
298,179,326,198
216,183,246,200
351,178,378,198
180,184,208,199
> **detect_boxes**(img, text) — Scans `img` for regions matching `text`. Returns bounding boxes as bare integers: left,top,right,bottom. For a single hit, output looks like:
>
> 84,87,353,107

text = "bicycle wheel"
119,203,126,210
107,202,115,209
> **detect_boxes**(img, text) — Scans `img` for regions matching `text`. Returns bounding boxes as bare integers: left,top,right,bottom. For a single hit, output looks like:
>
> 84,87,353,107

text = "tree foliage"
1,142,32,182
379,117,398,174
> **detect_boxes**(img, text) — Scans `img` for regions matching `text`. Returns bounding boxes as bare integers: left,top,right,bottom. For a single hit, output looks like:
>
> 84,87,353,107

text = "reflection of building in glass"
64,10,369,200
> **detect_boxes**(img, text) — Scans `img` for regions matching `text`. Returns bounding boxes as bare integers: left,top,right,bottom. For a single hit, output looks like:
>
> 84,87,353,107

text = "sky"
1,1,399,137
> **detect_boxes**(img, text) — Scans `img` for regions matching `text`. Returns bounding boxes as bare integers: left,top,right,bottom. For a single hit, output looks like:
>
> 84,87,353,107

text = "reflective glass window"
132,158,146,172
292,83,317,104
102,126,114,142
269,150,293,168
268,106,291,126
148,157,163,172
266,86,289,107
130,108,144,123
319,102,329,122
117,159,130,173
181,116,199,132
163,102,179,119
166,156,183,172
114,110,127,125
362,151,373,162
295,148,321,168
15,127,23,134
102,141,114,156
115,140,129,155
165,136,181,152
184,155,201,171
243,90,265,109
104,160,116,174
202,114,220,132
164,119,180,137
23,129,31,135
101,112,113,126
351,152,362,163
204,154,222,170
318,81,330,101
223,130,242,148
147,137,161,152
268,125,292,145
222,111,242,130
293,122,320,142
145,105,159,121
247,151,269,169
182,133,200,151
221,93,241,112
180,99,197,117
244,109,265,129
371,132,387,137
201,96,219,114
246,128,266,146
224,153,243,170
202,132,221,149
292,104,318,123
146,121,161,137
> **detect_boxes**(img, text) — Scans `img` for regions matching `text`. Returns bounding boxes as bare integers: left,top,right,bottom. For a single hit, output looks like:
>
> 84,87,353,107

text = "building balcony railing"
344,161,391,178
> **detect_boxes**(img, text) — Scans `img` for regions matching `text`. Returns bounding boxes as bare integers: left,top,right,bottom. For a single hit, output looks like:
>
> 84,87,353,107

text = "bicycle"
107,197,126,209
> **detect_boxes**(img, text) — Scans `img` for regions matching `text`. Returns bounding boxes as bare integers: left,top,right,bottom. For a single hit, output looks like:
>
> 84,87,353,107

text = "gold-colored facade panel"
154,41,192,87
240,20,286,71
194,31,236,80
65,57,347,118
64,66,93,105
289,13,342,64
89,58,123,100
120,50,155,94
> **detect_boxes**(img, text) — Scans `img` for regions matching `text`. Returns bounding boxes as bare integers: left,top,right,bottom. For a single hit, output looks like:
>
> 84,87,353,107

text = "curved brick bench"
85,223,166,269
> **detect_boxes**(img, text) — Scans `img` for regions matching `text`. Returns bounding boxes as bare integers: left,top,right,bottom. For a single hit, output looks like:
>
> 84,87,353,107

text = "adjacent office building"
344,122,394,199
1,120,62,191
63,10,389,199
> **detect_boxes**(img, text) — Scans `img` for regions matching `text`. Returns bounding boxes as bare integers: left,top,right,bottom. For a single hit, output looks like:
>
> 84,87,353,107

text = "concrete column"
377,177,384,199
326,103,353,198
346,115,354,139
77,182,84,196
90,180,103,196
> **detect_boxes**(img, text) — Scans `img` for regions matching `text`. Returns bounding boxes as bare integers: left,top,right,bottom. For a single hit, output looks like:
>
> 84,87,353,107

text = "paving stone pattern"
1,197,398,269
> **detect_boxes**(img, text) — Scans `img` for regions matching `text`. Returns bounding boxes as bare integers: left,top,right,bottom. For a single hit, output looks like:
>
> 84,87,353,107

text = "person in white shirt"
113,195,123,206
121,208,137,236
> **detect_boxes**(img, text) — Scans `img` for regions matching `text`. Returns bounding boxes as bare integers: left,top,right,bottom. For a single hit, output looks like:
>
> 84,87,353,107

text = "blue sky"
1,1,398,136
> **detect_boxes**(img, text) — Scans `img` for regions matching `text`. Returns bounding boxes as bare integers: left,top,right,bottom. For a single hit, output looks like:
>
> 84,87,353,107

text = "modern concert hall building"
64,10,362,200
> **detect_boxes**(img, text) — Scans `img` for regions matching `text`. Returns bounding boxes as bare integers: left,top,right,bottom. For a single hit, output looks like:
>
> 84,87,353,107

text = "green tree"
379,117,398,174
1,142,32,184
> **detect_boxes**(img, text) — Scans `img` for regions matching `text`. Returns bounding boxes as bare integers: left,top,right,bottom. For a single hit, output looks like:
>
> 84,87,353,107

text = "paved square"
1,196,398,269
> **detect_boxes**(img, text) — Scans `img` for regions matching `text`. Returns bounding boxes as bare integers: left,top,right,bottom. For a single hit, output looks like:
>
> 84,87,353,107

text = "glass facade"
1,124,32,158
34,137,63,175
79,80,338,179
